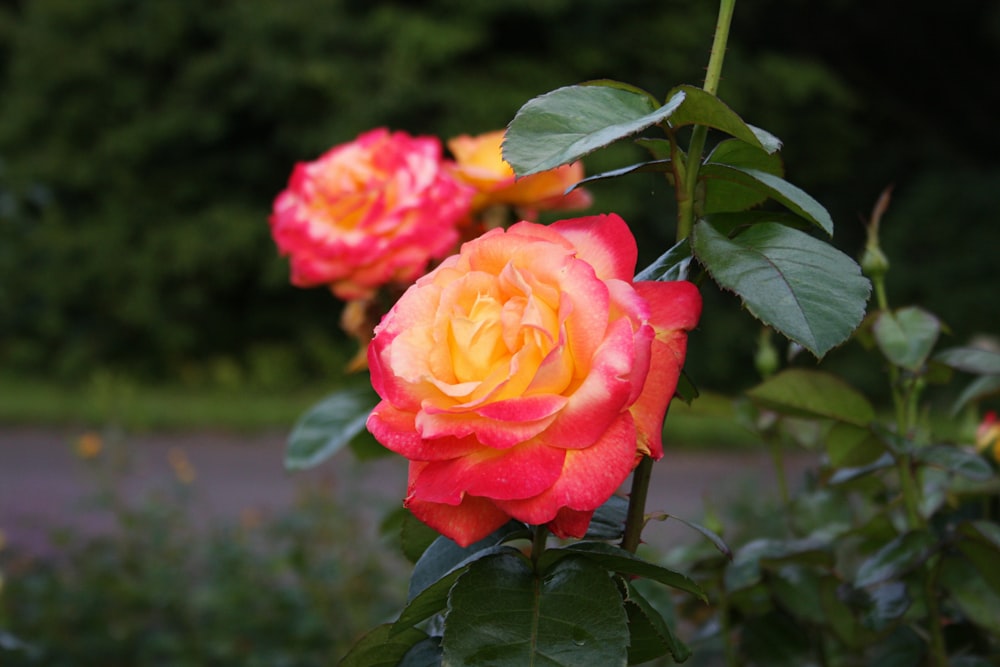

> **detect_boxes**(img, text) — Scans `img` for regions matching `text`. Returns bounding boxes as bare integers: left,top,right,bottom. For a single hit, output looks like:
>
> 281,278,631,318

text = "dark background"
1,0,997,394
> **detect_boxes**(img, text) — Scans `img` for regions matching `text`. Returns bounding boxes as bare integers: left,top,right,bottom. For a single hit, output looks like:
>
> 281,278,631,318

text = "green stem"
676,0,736,242
704,0,736,97
923,561,948,667
718,577,738,667
531,524,548,569
621,456,654,553
896,455,923,529
873,271,945,664
873,275,890,312
624,0,737,557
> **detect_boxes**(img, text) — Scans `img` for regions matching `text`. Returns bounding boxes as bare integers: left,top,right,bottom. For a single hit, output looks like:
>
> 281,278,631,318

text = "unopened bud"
754,328,780,379
860,242,890,280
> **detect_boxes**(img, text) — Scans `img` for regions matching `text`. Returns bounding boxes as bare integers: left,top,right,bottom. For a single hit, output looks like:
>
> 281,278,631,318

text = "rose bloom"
977,411,1000,462
270,128,475,300
367,213,701,546
447,130,592,217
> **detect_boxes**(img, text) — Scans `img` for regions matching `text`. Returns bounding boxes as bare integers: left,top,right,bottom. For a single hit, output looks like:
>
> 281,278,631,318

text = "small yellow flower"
167,447,196,485
74,432,103,459
976,411,1000,462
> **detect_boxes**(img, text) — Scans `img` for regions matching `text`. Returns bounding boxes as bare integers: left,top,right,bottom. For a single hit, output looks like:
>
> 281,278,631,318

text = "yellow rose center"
444,264,565,402
449,292,506,383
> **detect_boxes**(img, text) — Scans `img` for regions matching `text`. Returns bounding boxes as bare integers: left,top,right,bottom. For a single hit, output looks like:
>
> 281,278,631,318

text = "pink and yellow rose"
270,128,475,300
977,411,1000,462
447,130,592,217
367,213,701,546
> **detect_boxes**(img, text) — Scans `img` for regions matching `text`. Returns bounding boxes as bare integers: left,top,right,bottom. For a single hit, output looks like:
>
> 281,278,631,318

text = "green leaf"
634,137,674,160
285,386,378,470
401,510,441,564
504,84,686,176
545,542,706,601
623,580,691,664
788,489,854,540
398,638,442,667
623,599,668,665
346,429,394,461
665,84,782,154
633,238,692,282
703,139,785,214
959,520,1000,552
826,422,885,467
441,553,630,667
915,444,995,481
940,554,1000,634
957,521,1000,594
741,612,812,667
868,627,926,667
393,545,521,636
584,494,629,540
725,537,832,593
673,370,700,404
818,576,866,648
935,346,1000,375
949,658,997,667
660,515,732,559
872,307,941,371
951,374,1000,414
692,221,871,358
870,424,916,456
701,210,812,235
409,521,528,601
338,623,428,667
828,452,895,485
769,565,826,624
572,159,672,191
746,368,875,426
854,530,937,588
698,164,833,235
864,582,910,631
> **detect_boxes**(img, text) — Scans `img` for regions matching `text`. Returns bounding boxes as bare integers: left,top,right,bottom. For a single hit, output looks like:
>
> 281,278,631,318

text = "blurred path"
0,427,817,555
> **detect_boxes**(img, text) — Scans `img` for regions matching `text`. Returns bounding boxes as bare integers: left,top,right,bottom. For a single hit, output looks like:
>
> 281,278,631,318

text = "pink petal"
405,494,512,548
551,214,637,282
416,404,557,450
636,280,702,334
606,278,653,405
629,281,702,459
547,507,596,540
409,442,567,504
367,402,483,461
495,412,638,525
473,394,568,422
534,317,636,450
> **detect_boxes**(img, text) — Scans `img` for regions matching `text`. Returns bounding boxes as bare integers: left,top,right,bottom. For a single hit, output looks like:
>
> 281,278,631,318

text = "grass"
0,372,761,448
0,375,339,433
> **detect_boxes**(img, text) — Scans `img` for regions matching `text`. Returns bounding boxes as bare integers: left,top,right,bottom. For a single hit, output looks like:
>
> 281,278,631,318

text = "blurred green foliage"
1,0,997,392
0,461,404,666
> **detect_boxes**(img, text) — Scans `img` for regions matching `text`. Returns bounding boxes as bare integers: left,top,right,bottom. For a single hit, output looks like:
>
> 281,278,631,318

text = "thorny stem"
621,456,654,553
622,0,736,555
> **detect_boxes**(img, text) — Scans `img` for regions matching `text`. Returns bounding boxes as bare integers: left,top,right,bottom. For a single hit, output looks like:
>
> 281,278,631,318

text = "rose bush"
366,213,701,546
447,129,592,218
269,128,474,300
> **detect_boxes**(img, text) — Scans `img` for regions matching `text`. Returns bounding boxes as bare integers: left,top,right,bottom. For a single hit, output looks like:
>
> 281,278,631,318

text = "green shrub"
0,452,404,666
